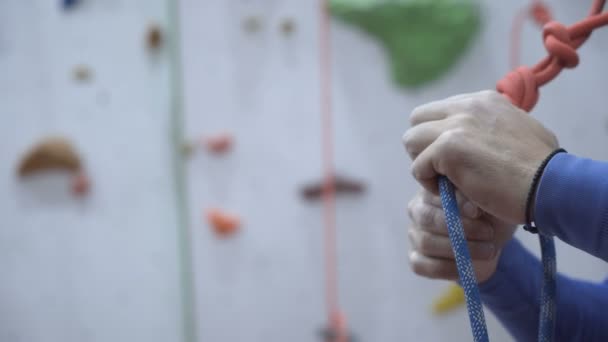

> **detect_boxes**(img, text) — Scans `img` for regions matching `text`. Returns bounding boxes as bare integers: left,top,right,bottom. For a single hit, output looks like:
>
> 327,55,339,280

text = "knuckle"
402,130,416,154
418,205,437,227
409,255,426,277
472,95,488,109
411,161,430,183
407,228,416,245
409,106,425,125
407,199,417,220
481,89,499,100
463,97,483,111
438,130,464,156
455,113,476,128
401,130,409,145
410,162,420,180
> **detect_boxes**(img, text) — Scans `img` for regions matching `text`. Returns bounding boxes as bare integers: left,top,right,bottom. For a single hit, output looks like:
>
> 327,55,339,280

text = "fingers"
420,189,481,219
405,91,496,193
407,199,491,241
409,93,473,126
408,251,495,282
410,128,470,192
408,228,496,260
402,120,446,160
409,251,459,281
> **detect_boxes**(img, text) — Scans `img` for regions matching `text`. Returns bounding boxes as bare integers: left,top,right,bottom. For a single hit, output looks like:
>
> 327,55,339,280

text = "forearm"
479,239,541,341
534,153,608,261
480,238,608,341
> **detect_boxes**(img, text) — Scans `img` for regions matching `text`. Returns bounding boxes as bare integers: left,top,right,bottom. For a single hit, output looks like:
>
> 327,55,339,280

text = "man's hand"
403,90,559,224
407,190,517,283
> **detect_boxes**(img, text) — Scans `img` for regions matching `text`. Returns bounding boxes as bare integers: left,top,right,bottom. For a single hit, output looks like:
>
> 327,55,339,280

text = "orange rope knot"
499,0,608,112
543,21,580,68
497,66,539,112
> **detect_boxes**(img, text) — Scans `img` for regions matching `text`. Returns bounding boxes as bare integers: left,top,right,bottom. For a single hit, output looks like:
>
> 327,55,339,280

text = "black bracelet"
523,148,567,233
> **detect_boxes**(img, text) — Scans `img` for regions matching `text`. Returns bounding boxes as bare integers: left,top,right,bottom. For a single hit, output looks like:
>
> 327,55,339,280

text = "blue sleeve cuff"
534,153,608,261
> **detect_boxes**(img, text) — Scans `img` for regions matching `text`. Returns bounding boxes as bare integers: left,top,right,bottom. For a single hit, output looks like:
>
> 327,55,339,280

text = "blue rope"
438,177,489,342
438,176,556,342
539,235,556,342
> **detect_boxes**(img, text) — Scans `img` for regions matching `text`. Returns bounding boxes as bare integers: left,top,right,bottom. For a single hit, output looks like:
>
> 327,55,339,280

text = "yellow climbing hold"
432,284,465,314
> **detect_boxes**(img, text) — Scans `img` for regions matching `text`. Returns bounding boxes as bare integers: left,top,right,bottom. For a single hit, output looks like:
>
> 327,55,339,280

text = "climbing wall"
1,1,608,342
180,1,608,341
0,1,184,342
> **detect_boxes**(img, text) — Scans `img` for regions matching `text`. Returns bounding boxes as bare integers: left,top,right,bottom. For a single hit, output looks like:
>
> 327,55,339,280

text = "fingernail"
463,202,479,218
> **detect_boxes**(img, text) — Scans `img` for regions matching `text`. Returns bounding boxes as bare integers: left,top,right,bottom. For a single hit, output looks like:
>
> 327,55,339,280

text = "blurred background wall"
1,1,608,341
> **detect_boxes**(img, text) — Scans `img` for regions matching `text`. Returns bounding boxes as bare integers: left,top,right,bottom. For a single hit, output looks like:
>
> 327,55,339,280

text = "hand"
407,190,517,283
402,90,559,224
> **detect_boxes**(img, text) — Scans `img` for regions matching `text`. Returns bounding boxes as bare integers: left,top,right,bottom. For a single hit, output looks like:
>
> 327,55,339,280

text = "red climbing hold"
71,172,90,196
205,208,241,237
203,133,233,155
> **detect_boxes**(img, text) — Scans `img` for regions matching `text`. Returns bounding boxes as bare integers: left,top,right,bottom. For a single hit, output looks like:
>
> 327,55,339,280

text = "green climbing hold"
330,0,481,88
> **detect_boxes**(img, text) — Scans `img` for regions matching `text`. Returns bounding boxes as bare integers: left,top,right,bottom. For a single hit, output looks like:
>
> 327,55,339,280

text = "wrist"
523,148,567,232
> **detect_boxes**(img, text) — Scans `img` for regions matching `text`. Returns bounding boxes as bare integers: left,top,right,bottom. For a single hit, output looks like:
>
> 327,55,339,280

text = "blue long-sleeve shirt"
479,153,608,341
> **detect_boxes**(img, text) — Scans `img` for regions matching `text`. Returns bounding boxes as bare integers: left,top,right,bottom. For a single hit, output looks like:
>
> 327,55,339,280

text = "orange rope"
509,1,552,68
319,0,347,341
499,0,608,111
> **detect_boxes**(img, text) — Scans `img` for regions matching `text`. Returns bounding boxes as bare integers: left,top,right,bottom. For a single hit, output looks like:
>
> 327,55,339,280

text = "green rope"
166,1,198,341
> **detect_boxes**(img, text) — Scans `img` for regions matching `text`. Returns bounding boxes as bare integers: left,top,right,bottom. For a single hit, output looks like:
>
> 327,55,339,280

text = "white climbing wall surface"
1,1,608,342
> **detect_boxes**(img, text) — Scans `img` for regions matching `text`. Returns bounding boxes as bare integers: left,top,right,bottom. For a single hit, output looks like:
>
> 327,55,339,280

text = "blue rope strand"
438,177,489,342
539,235,556,342
438,176,556,342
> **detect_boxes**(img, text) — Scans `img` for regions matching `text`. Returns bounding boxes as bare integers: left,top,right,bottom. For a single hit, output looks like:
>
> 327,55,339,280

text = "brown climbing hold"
280,18,296,35
205,208,241,237
203,133,233,155
146,23,163,50
72,65,92,82
18,136,90,196
301,174,366,201
18,137,82,176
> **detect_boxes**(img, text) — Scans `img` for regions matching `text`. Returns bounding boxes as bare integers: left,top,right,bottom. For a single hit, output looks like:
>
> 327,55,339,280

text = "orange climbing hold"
205,208,241,237
202,133,233,155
